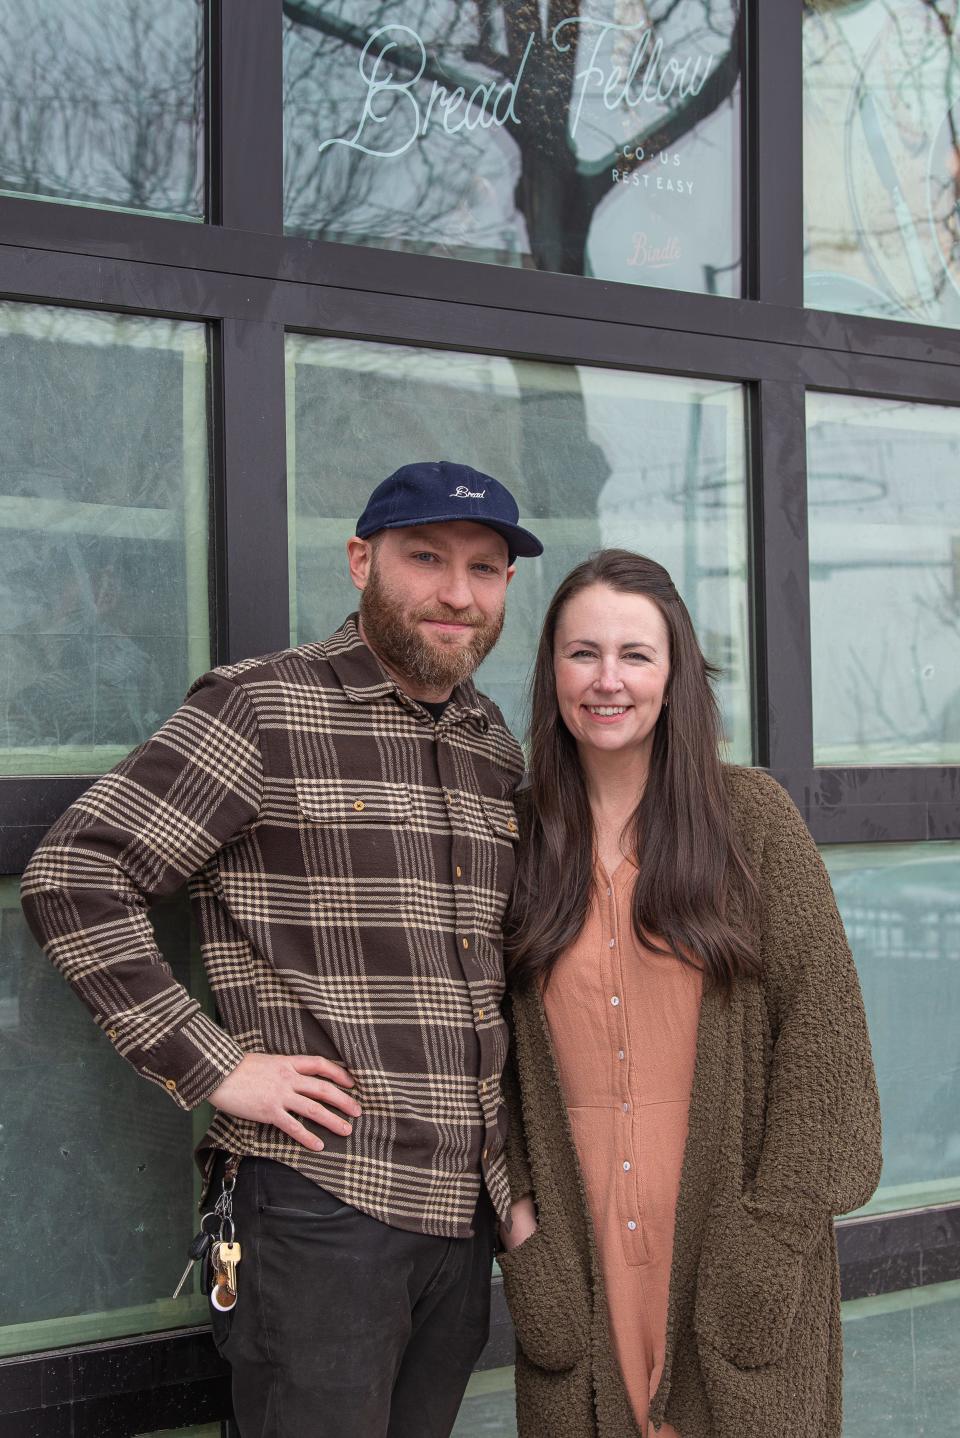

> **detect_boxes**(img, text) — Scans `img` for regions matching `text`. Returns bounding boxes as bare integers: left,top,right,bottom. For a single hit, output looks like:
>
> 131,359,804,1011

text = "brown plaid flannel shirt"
21,615,524,1237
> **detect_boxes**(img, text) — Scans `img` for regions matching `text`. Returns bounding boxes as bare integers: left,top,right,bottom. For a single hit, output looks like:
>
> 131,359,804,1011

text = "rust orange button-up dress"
542,857,703,1438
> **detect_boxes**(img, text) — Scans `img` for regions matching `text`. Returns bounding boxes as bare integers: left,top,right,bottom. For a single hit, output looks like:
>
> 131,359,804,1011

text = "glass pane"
453,1366,516,1436
843,1281,960,1436
453,1285,960,1436
0,0,205,220
286,336,751,761
823,843,960,1216
0,303,210,776
807,392,960,766
0,882,214,1357
284,2,742,296
804,0,960,327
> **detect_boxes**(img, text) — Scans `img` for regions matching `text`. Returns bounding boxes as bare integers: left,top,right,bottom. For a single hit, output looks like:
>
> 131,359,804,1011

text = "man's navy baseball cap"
356,460,543,563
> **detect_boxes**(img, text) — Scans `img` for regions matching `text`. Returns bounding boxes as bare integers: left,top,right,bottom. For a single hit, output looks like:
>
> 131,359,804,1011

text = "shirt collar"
326,614,490,733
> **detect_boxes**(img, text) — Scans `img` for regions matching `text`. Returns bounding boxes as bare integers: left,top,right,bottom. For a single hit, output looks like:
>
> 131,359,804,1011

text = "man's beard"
360,561,505,692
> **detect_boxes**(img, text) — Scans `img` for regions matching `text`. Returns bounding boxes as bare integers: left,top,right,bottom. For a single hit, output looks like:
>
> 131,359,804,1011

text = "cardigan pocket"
498,1230,588,1372
693,1204,804,1369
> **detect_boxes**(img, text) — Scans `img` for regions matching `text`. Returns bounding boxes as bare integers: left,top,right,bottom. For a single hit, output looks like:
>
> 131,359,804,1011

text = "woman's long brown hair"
504,550,760,992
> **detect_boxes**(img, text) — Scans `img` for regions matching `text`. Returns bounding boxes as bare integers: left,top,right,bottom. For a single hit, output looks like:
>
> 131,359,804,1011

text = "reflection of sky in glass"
287,337,750,758
284,1,740,294
807,392,960,765
804,0,960,326
824,844,960,1214
0,0,205,219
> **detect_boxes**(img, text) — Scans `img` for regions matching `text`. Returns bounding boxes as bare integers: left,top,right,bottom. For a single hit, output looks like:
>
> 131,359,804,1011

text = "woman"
498,550,881,1438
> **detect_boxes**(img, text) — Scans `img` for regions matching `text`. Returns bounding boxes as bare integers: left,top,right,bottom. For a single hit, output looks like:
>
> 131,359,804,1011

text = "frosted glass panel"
807,392,960,766
824,843,960,1215
0,303,210,775
286,336,751,761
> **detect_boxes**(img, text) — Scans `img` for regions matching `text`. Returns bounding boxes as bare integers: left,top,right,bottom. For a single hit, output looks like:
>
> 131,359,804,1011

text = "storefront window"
452,1280,960,1435
285,336,751,760
823,843,960,1216
803,0,960,327
807,391,960,766
284,2,742,295
0,303,210,776
0,885,212,1357
0,0,205,220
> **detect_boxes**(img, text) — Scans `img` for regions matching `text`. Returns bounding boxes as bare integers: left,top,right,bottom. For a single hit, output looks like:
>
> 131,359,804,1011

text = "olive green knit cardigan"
500,766,882,1438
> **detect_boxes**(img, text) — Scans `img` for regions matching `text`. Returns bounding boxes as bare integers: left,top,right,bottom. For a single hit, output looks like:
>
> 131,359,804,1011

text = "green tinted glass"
804,0,960,326
824,843,960,1215
0,303,210,776
807,391,960,766
0,0,205,219
450,1282,960,1435
0,884,213,1357
286,336,751,762
284,2,741,295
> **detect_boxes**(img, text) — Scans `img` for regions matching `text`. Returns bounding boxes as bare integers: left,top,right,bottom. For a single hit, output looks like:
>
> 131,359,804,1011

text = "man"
21,460,543,1438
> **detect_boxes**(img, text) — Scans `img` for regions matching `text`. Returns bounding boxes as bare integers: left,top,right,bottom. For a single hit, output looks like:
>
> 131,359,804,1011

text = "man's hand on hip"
208,1054,360,1152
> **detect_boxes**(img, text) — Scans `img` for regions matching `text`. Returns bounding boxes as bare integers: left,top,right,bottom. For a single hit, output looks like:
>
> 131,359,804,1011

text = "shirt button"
617,1050,625,1061
107,1029,118,1040
483,1148,489,1162
627,1220,637,1231
164,1079,177,1092
480,1080,488,1094
608,938,615,949
610,996,620,1007
623,1161,631,1171
456,866,462,878
607,887,612,896
506,819,517,833
353,799,365,812
622,1102,630,1113
462,937,470,950
477,1008,485,1021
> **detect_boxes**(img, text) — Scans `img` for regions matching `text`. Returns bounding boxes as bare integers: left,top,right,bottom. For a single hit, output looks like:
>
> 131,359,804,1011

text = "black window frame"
1,1,958,1431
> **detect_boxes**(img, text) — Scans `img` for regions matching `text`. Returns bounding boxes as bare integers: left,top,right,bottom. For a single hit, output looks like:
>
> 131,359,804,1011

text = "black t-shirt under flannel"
21,615,524,1237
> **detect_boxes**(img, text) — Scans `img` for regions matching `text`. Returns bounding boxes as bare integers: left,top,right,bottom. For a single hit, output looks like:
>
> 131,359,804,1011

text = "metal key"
172,1229,213,1300
218,1241,242,1295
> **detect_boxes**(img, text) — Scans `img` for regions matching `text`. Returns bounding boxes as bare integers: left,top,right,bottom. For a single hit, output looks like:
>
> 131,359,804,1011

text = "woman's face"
553,584,671,763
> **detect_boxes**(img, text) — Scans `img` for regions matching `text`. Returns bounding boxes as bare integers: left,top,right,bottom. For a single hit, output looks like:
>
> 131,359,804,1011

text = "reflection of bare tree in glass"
284,0,740,274
0,0,203,215
804,0,960,314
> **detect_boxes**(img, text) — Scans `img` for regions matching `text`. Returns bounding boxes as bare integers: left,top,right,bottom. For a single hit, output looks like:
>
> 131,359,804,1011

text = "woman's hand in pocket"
500,1194,538,1252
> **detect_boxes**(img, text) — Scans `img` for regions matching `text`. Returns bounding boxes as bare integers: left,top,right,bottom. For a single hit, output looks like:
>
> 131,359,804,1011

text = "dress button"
608,938,615,948
627,1220,637,1231
353,800,365,812
623,1161,631,1171
610,996,620,1007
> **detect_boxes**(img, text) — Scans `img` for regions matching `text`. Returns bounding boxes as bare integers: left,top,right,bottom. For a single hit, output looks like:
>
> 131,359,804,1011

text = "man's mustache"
413,607,488,628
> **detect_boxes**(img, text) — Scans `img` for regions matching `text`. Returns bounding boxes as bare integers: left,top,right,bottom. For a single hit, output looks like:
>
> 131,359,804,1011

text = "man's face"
347,522,514,697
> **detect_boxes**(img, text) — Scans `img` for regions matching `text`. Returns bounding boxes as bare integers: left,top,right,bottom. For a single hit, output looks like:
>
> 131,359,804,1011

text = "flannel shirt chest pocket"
293,780,412,876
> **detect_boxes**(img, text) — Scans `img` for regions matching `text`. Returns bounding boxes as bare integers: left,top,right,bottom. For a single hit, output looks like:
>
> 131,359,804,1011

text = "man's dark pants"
209,1155,495,1438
